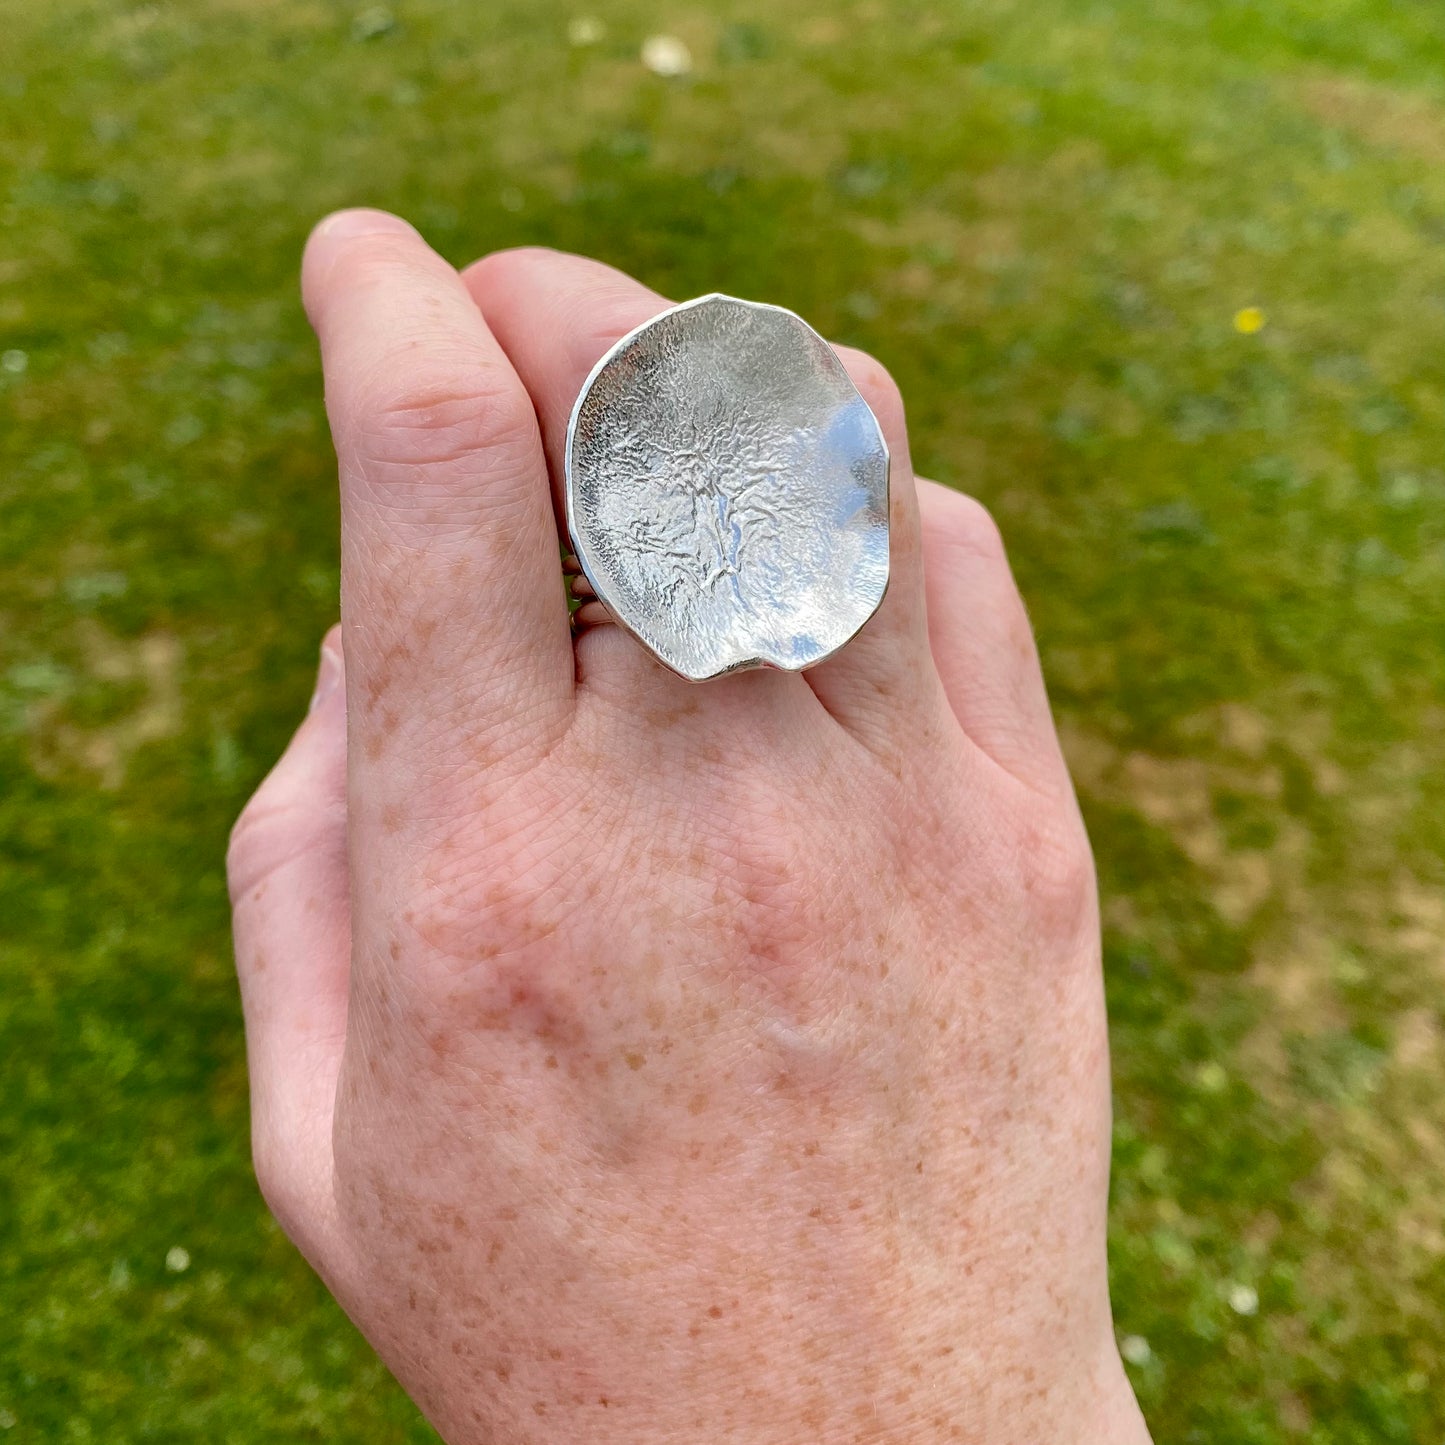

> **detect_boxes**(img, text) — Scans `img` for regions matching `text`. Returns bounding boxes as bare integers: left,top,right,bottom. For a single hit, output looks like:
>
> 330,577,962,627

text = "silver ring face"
565,294,890,682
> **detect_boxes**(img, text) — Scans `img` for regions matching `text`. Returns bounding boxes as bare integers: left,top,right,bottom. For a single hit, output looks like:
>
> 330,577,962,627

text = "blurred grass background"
2,0,1443,1439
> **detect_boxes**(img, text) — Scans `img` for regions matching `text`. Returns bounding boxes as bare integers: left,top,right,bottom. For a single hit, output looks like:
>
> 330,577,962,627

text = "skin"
228,208,1153,1445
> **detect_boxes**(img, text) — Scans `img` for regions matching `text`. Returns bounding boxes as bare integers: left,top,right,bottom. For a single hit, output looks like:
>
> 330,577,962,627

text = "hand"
228,209,1151,1445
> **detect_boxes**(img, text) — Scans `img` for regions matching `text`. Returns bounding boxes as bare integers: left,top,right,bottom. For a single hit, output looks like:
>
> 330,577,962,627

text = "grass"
2,0,1442,1439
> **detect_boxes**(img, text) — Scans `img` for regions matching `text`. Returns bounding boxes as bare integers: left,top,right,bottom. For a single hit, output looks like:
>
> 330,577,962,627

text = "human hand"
228,209,1151,1445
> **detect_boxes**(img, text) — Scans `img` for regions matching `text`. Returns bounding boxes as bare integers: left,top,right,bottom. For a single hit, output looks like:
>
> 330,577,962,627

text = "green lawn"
2,0,1443,1439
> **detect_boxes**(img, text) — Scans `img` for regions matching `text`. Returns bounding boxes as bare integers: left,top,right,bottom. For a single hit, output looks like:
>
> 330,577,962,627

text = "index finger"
302,210,574,801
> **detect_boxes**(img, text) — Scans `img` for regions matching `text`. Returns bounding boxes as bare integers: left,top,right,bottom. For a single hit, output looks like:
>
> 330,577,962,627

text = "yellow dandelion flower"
1233,306,1266,335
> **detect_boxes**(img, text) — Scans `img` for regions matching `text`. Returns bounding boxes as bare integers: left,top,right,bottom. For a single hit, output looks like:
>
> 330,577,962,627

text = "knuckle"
846,350,906,434
227,780,331,908
929,488,1008,569
464,244,557,288
226,797,271,905
353,360,538,474
250,1126,289,1215
250,1125,313,1245
1018,804,1098,941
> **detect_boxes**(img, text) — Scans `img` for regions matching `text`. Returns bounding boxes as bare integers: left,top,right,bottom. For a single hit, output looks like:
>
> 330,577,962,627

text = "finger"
799,344,940,742
227,628,350,1268
301,211,573,793
462,248,655,519
916,479,1069,792
463,248,938,737
462,247,817,717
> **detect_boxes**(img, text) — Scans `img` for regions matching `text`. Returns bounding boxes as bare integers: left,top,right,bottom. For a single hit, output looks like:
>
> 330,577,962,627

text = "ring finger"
463,247,941,741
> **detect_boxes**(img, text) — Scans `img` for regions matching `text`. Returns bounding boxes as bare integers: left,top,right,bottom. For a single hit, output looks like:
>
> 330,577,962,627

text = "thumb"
228,625,350,1270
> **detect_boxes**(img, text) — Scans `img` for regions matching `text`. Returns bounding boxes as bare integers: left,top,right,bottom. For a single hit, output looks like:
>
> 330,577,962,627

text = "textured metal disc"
565,294,890,682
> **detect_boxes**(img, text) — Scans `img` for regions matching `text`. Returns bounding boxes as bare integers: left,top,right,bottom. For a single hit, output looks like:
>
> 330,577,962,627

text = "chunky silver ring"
564,294,890,682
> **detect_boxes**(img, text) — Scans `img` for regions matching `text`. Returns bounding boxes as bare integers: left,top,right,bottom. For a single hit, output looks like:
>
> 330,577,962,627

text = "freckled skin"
227,225,1152,1445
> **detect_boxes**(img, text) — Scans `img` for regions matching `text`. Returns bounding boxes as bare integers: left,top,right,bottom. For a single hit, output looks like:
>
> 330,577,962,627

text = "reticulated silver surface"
565,294,890,682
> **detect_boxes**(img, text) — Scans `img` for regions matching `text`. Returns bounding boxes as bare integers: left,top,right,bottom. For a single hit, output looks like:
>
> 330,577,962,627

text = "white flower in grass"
1120,1334,1151,1366
568,16,605,46
642,34,692,76
165,1245,191,1273
1227,1282,1259,1316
